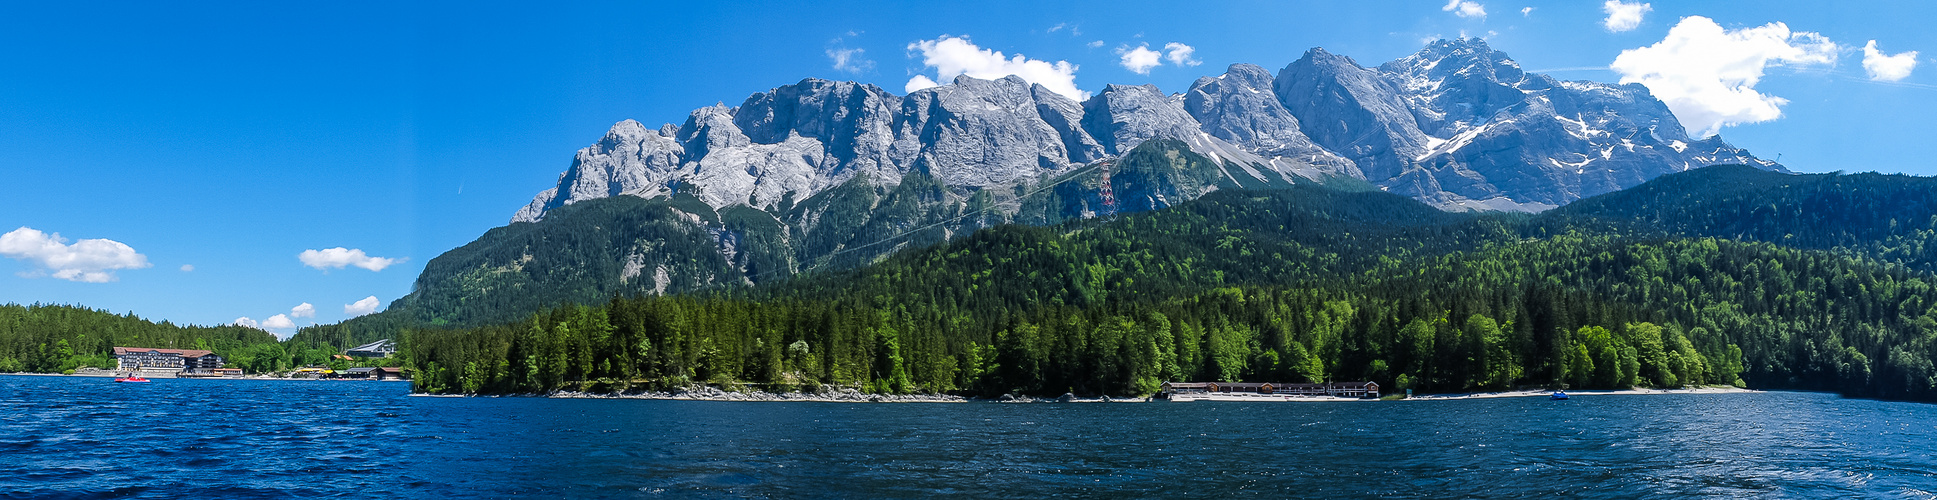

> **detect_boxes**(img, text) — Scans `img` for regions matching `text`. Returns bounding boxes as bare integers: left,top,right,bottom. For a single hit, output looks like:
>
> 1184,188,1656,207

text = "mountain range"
350,38,1789,330
514,37,1778,223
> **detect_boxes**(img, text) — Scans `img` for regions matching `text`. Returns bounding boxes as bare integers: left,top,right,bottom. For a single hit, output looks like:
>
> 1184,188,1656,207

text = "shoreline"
1403,386,1757,401
424,385,1758,403
546,387,973,403
4,372,1755,401
428,386,1141,403
0,372,410,382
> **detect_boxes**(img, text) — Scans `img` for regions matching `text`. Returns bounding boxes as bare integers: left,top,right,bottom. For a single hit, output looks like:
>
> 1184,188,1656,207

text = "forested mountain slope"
402,173,1937,402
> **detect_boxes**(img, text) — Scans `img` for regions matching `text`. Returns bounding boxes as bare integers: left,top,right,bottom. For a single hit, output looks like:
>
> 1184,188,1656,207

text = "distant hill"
1544,165,1937,271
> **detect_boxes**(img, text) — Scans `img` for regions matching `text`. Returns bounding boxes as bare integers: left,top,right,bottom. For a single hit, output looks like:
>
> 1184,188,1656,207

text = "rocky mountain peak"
1081,83,1202,155
601,119,653,146
1277,47,1432,181
676,104,750,160
1184,63,1300,146
1293,47,1356,68
1384,38,1526,87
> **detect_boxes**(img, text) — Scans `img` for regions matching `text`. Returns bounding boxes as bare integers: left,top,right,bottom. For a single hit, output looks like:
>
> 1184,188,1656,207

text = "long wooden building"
114,347,225,374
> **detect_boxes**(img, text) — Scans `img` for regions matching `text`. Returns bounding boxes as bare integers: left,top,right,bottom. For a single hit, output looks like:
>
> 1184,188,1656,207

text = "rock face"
514,38,1777,223
1263,39,1784,211
1184,63,1359,181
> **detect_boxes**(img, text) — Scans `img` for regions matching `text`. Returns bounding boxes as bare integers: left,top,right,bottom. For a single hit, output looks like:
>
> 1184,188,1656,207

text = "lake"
3,375,1935,498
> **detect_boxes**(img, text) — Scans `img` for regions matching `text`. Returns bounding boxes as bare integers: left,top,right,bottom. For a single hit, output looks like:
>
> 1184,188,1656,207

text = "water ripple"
6,376,1937,497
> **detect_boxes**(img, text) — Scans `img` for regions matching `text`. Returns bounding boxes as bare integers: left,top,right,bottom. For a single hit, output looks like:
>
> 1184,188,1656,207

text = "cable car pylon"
1097,159,1116,217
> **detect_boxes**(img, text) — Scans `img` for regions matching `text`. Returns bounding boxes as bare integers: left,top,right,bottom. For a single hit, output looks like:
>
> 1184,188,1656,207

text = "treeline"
0,304,286,373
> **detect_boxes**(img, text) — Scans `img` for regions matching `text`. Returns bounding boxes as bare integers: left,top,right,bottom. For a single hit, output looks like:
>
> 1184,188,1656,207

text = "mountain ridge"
514,37,1780,224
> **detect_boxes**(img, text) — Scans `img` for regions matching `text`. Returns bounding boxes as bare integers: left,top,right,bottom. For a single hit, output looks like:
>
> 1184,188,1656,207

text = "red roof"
114,346,215,358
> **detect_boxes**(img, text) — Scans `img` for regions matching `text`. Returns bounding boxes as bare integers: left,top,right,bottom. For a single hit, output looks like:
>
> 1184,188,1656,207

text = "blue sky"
3,1,1933,336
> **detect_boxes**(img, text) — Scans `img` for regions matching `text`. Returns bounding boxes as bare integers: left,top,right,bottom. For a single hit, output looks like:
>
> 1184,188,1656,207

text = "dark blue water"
5,375,1936,498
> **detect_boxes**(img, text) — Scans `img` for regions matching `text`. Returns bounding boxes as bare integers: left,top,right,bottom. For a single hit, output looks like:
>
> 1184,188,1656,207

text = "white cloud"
1602,1,1652,32
1086,40,1104,49
1611,16,1837,138
1118,44,1163,74
180,264,194,272
904,35,1088,100
827,47,873,74
905,74,940,92
1163,42,1201,67
1521,7,1533,16
291,302,315,319
260,314,295,329
233,317,259,328
0,227,151,283
1443,0,1486,19
345,296,382,317
1862,40,1918,82
299,247,398,272
1047,23,1066,33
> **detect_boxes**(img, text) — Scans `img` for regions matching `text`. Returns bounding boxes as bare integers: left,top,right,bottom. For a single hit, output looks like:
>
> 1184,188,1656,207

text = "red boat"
115,375,150,383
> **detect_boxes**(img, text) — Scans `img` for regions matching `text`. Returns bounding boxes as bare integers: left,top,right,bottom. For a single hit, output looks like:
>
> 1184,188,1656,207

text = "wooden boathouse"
1159,381,1380,398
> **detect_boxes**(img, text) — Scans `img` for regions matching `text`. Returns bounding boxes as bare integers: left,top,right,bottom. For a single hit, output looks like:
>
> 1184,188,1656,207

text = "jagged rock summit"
514,38,1778,223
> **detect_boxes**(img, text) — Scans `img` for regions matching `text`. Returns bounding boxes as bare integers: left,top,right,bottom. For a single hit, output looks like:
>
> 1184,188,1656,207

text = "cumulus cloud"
1611,16,1837,138
1442,0,1485,19
1862,40,1918,82
1118,44,1163,74
1087,40,1104,49
298,247,398,272
233,317,259,328
291,302,315,319
260,314,295,329
1602,1,1652,32
1521,7,1533,16
827,47,873,74
180,264,194,272
1163,42,1201,67
345,296,382,317
904,35,1087,100
0,227,151,283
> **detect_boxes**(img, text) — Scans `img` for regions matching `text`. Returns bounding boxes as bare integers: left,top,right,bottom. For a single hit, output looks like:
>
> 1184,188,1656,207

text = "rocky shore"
540,386,1151,403
550,386,969,402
